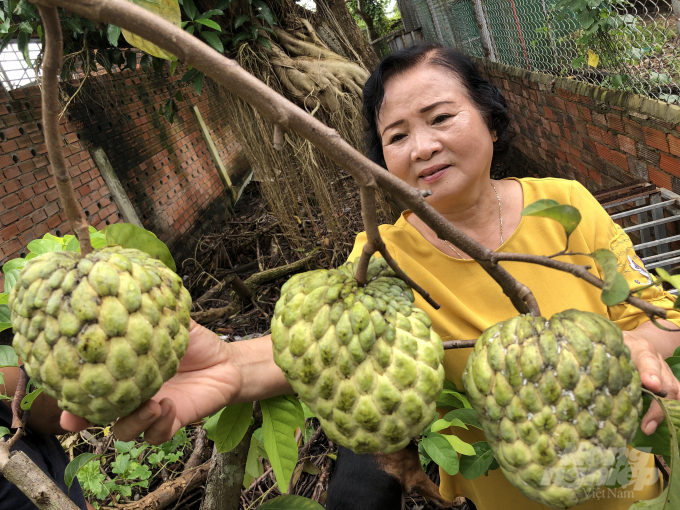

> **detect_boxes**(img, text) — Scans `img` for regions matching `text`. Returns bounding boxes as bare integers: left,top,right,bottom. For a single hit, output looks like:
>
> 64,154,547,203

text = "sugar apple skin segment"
463,310,643,509
8,246,192,425
271,257,445,454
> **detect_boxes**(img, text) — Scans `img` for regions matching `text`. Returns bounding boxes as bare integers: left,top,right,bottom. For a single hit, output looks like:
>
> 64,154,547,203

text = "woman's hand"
624,319,680,435
60,320,292,444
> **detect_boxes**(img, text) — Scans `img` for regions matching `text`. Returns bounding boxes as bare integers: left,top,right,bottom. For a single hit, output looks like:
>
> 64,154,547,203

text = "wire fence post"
470,0,496,61
424,0,445,45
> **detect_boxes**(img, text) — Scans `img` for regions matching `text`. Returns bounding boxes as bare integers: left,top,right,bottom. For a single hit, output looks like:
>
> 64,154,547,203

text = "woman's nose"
410,131,443,161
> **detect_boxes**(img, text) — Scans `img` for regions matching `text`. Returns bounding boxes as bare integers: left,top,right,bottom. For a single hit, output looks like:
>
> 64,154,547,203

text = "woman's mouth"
419,165,449,183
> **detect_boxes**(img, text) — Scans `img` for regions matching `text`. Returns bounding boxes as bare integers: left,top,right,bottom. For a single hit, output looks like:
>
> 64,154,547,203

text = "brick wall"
0,63,250,289
472,57,680,193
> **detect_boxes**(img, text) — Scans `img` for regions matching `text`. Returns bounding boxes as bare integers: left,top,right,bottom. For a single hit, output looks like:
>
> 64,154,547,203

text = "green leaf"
114,440,135,454
214,402,252,453
258,495,325,509
181,67,199,83
122,0,180,60
0,293,8,305
0,426,10,438
459,442,496,479
3,258,27,273
104,223,176,272
194,72,204,96
421,434,459,475
15,28,29,65
436,389,471,409
256,36,272,50
169,59,178,76
216,0,236,9
234,14,250,29
0,345,19,367
631,393,671,462
629,394,680,509
233,30,251,46
183,0,196,19
244,433,263,488
261,396,301,493
3,269,20,294
300,402,315,419
442,408,482,430
125,50,137,71
431,418,467,433
521,200,581,237
203,408,224,440
197,9,224,18
20,387,42,410
107,24,121,46
27,239,62,255
590,249,629,306
200,30,223,53
255,4,275,26
441,434,476,456
195,18,221,30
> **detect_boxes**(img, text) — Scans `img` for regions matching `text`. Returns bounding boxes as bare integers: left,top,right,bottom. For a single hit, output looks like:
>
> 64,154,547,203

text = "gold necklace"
443,182,503,259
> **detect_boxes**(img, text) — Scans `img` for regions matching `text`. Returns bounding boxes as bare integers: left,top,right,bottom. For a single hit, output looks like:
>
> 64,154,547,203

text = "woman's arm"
61,320,292,444
624,318,680,435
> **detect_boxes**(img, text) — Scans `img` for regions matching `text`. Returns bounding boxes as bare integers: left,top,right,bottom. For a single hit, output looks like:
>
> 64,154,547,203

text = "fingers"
60,412,92,432
113,398,179,444
639,353,680,435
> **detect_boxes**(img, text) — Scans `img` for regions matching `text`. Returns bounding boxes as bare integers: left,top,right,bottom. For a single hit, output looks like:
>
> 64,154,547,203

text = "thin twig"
37,4,92,255
357,187,440,309
10,368,28,430
442,340,476,350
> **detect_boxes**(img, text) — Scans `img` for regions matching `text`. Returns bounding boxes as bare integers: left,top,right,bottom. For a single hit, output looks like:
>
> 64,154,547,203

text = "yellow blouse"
346,177,679,509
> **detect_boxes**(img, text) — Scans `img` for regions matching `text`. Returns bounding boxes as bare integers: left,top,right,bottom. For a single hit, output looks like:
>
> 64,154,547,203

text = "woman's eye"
433,114,451,124
389,133,406,144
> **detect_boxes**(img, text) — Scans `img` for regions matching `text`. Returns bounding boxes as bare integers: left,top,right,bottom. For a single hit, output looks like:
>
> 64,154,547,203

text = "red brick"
610,151,628,171
32,181,48,194
643,126,670,152
623,118,644,140
606,114,624,132
3,194,20,210
16,202,33,217
595,142,611,161
578,106,592,122
649,166,672,189
0,210,18,225
660,153,680,178
1,224,19,240
618,135,636,156
669,134,680,157
587,125,602,141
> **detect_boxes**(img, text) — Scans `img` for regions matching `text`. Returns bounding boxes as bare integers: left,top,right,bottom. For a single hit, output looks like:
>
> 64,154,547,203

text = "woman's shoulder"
514,177,590,203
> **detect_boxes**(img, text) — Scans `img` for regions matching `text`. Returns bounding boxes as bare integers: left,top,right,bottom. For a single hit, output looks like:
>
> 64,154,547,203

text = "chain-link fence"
395,0,680,104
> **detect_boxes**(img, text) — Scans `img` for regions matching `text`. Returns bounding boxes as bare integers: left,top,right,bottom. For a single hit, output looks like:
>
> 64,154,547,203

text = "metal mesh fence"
397,0,680,104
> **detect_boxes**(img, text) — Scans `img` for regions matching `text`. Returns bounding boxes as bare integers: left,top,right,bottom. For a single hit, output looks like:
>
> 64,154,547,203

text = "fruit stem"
357,187,440,309
36,5,93,256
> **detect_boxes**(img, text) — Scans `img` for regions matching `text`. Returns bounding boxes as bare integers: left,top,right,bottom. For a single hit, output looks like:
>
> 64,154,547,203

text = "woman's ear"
491,130,498,142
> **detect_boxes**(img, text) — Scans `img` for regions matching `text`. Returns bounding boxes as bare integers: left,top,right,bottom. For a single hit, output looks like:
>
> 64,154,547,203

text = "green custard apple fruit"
271,256,445,454
463,310,642,509
8,246,191,425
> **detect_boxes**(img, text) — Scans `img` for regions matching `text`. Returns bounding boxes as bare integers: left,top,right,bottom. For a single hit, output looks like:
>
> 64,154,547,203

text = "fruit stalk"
36,4,92,255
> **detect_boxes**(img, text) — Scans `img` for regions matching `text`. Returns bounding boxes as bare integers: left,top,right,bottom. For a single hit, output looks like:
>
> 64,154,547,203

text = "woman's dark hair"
362,43,514,171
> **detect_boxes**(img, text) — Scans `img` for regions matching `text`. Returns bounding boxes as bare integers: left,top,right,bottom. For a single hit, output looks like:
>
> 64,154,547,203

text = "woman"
63,45,680,508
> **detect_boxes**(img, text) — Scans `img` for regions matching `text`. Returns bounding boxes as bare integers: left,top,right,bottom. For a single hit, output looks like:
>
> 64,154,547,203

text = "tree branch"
0,445,80,510
36,4,92,255
34,0,543,316
10,367,28,430
491,252,667,319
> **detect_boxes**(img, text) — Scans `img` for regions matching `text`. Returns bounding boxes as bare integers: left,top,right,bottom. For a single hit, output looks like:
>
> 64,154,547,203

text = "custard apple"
8,246,191,425
271,257,445,454
463,310,642,509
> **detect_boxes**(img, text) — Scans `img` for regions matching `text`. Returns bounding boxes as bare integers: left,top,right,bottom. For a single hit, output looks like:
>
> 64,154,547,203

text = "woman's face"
377,64,496,213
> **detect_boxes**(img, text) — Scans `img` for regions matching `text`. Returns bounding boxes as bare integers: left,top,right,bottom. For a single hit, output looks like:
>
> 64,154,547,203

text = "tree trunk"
354,0,382,54
316,0,379,69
